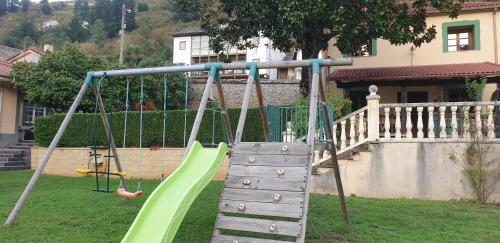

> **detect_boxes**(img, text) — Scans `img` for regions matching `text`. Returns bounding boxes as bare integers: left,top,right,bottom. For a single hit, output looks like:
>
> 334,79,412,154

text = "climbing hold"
248,156,256,163
232,241,239,243
273,194,281,202
281,145,288,152
243,179,251,185
269,224,277,232
238,203,246,211
277,169,285,175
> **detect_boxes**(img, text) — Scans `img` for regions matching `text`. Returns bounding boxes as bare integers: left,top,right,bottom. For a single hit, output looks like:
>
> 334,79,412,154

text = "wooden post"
94,87,127,190
234,72,256,143
318,76,351,226
214,78,234,145
254,79,271,142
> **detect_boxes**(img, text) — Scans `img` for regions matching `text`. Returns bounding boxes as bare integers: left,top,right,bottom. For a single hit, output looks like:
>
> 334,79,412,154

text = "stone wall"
31,147,229,180
190,78,301,108
311,142,500,202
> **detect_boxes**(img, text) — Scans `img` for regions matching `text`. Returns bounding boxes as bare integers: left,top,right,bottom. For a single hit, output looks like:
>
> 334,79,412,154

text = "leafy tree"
74,0,90,20
7,0,19,12
66,16,89,42
137,2,148,12
0,0,7,16
168,0,200,22
91,0,137,38
124,44,143,67
0,17,38,48
174,0,464,96
89,19,107,47
20,0,28,12
12,45,188,112
40,0,51,15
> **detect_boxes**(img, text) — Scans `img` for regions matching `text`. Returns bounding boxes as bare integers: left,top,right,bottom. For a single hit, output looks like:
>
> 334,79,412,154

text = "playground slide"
121,141,228,243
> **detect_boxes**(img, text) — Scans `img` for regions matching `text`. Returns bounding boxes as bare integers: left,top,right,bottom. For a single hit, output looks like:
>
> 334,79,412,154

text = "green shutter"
371,38,377,56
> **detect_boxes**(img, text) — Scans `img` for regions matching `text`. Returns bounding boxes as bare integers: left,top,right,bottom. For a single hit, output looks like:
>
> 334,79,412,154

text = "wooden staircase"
212,142,312,243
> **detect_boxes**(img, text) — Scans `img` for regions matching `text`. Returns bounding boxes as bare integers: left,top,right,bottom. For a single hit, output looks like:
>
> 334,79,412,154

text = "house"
0,43,52,147
327,1,500,110
172,27,305,80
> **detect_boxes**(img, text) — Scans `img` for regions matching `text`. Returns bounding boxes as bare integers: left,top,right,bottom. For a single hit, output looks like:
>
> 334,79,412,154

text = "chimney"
43,42,54,52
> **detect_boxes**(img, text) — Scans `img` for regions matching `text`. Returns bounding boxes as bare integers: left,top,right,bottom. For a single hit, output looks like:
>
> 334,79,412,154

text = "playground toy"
6,58,353,243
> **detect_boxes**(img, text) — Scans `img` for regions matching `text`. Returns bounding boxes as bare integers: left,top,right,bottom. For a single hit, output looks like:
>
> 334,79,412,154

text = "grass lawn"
1,171,499,242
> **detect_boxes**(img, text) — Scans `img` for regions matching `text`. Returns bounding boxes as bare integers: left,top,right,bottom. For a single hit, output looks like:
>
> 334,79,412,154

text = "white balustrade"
475,105,483,140
487,105,495,140
451,106,458,139
349,116,356,145
384,107,390,139
358,111,365,141
340,120,347,149
395,107,402,139
405,107,413,139
427,107,435,138
463,106,470,139
333,123,337,145
439,106,446,138
417,107,424,139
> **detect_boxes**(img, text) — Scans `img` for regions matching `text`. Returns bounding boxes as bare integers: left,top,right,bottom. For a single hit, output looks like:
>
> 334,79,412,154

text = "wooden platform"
212,142,312,243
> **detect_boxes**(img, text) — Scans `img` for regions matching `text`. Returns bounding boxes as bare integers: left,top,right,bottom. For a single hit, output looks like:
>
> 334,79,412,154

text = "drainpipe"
494,7,498,64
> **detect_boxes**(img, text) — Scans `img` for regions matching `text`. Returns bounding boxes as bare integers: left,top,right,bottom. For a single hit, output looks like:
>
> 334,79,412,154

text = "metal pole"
162,78,167,148
185,74,215,156
119,3,126,65
122,79,130,147
183,78,189,147
92,59,353,78
5,81,90,225
139,80,144,148
254,79,271,142
94,87,127,191
318,79,351,225
234,72,255,143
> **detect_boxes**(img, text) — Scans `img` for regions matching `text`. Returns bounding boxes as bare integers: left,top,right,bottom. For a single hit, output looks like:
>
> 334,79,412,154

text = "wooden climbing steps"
212,142,312,243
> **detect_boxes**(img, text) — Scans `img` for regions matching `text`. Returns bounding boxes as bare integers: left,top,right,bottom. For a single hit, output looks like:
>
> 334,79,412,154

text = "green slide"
122,141,228,243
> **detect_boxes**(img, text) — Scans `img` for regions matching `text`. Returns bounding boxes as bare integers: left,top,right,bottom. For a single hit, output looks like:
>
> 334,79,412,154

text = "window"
351,39,377,57
447,27,473,51
442,20,480,52
278,68,288,79
179,41,186,50
23,105,47,125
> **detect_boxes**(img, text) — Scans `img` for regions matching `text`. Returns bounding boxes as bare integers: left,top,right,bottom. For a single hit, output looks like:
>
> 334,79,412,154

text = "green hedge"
34,108,265,147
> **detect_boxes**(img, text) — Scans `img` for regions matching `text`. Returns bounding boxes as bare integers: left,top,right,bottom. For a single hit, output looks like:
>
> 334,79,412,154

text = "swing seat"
75,169,127,176
116,188,144,199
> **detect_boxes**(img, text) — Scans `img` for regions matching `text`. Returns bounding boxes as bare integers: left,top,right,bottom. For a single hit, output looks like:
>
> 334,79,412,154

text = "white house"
172,27,303,80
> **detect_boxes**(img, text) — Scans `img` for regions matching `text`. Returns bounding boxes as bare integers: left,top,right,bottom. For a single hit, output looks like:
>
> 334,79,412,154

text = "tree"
173,0,464,96
7,0,19,12
66,16,89,42
137,2,148,12
74,0,90,20
40,0,51,15
20,0,28,12
0,17,38,48
12,45,188,112
89,19,107,47
0,0,7,16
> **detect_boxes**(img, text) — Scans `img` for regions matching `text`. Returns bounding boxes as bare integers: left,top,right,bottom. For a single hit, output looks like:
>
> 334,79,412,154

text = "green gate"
266,104,334,143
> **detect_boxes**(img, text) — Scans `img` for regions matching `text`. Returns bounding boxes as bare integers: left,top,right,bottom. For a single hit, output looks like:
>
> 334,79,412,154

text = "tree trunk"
299,44,321,97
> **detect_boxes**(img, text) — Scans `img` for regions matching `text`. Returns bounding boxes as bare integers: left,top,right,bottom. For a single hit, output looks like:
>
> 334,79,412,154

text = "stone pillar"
366,85,380,141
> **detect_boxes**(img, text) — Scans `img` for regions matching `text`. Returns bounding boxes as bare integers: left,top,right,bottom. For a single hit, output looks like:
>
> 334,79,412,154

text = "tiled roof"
172,26,206,37
330,62,500,83
427,1,500,14
0,45,22,61
0,60,12,77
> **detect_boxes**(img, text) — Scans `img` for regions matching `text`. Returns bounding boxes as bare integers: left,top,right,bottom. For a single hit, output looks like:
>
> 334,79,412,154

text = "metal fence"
266,104,334,143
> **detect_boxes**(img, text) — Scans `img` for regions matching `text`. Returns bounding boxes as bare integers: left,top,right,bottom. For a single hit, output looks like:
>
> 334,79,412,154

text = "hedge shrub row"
34,108,265,147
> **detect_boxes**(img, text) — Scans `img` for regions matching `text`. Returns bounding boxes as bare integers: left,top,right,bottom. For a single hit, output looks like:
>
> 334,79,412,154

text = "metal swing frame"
5,58,352,228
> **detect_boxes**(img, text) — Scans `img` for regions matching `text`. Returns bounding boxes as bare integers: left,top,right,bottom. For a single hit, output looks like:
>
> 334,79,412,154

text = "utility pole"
119,3,127,65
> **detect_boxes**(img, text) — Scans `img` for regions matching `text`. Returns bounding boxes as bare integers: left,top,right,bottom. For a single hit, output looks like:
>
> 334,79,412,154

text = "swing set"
75,73,226,198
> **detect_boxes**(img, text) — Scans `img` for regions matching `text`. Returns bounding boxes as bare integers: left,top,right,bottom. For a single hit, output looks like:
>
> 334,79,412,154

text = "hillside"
0,0,197,64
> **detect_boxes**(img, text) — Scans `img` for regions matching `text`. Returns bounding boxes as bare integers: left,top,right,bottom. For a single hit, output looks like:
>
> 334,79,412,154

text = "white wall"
173,36,192,65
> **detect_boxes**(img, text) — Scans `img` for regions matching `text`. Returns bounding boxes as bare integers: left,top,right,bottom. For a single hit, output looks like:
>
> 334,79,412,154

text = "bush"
137,3,149,12
34,108,265,148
